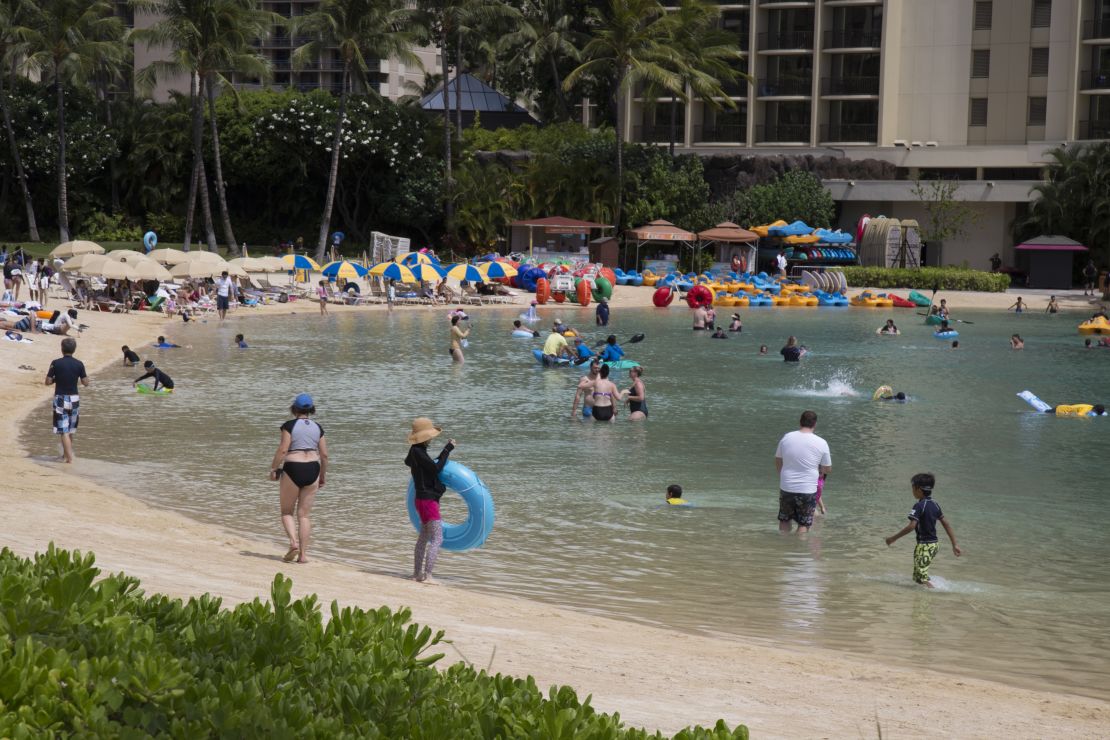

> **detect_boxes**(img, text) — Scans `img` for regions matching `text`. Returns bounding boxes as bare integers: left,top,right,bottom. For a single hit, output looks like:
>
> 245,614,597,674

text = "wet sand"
2,293,1107,737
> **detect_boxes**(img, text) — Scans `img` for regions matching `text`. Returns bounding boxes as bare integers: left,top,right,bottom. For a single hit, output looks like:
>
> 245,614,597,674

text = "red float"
652,286,675,307
552,291,566,303
576,279,591,307
599,267,617,288
686,284,713,308
535,277,550,304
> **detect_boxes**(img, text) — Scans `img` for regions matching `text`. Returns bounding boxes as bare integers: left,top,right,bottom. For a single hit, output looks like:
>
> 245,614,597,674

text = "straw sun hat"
407,417,442,444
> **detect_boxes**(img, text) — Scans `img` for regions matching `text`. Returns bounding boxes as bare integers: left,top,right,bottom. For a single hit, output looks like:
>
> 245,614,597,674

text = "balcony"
270,58,292,70
634,124,685,144
758,30,814,51
755,123,811,143
821,76,879,96
824,29,882,49
757,77,812,97
820,123,877,142
1082,18,1110,41
694,123,747,143
719,77,750,97
1078,120,1110,139
1080,71,1110,92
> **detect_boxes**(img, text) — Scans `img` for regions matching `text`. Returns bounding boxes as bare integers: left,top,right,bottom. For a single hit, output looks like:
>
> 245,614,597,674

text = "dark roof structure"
420,74,537,130
1014,235,1088,252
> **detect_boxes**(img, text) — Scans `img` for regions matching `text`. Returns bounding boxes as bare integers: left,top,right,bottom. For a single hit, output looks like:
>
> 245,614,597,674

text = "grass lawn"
3,241,257,259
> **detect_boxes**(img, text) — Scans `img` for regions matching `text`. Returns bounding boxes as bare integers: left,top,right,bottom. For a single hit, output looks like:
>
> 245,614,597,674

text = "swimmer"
874,386,908,402
1046,296,1059,314
692,304,708,330
759,345,768,355
705,306,717,330
570,360,600,419
877,319,900,335
133,360,175,391
573,336,594,361
1010,334,1024,350
235,333,248,348
449,315,468,364
598,335,625,362
523,300,540,322
512,319,538,337
1008,296,1025,313
626,366,647,420
121,345,140,366
590,364,620,422
711,328,728,339
951,340,959,350
780,336,804,362
1093,405,1108,416
665,484,688,506
728,314,742,332
153,335,182,349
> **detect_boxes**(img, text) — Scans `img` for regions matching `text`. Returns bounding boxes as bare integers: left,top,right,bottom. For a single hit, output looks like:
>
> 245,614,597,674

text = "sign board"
885,225,904,268
643,259,678,275
544,227,589,234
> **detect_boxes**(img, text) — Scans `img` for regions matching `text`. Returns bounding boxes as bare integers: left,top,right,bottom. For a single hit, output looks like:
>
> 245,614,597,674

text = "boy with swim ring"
133,360,175,392
884,473,961,588
405,417,455,584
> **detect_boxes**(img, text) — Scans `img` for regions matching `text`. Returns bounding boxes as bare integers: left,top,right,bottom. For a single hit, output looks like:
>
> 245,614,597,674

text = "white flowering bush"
262,93,423,170
3,86,116,180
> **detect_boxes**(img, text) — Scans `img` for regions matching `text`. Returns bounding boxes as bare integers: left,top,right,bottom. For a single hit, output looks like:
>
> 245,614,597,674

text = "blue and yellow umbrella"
370,261,417,282
409,262,447,282
321,260,369,279
445,263,485,282
395,251,438,266
479,261,518,279
282,254,321,271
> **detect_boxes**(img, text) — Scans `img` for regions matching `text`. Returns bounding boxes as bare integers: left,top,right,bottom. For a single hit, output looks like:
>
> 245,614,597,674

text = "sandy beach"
3,288,1108,738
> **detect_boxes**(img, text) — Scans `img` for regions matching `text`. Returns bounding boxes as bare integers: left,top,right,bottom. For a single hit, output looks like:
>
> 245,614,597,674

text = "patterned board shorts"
52,394,79,435
913,542,940,583
778,490,817,527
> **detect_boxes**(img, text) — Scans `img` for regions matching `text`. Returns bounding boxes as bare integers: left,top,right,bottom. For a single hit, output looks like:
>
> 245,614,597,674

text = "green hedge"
841,267,1011,292
0,546,747,739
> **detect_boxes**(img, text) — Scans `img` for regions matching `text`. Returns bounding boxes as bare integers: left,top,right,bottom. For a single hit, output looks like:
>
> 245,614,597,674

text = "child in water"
816,473,827,515
884,473,961,588
665,484,688,506
235,333,248,348
711,328,728,339
1010,334,1024,350
1008,296,1026,313
758,345,768,355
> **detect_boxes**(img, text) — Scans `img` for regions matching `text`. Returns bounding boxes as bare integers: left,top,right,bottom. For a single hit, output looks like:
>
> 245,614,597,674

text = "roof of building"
510,216,612,230
420,73,528,114
626,219,696,242
1014,235,1088,251
697,222,759,243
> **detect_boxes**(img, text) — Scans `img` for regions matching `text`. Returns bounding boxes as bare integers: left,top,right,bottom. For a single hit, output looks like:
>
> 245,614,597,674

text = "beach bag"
277,292,289,303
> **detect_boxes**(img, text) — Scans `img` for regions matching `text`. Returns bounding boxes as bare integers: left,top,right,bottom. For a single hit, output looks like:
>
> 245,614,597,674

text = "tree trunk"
55,68,70,242
0,73,39,241
442,29,453,229
614,65,626,230
188,72,217,252
197,157,219,252
183,72,200,251
668,91,676,157
549,54,568,120
206,73,239,253
455,29,463,142
314,67,349,264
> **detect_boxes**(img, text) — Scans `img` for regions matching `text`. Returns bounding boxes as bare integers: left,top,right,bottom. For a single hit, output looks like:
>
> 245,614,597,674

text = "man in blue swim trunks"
570,360,600,419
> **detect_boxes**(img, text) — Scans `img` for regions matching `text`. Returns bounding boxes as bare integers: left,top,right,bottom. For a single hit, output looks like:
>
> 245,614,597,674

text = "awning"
1015,235,1088,252
510,216,612,232
626,219,696,242
697,222,759,243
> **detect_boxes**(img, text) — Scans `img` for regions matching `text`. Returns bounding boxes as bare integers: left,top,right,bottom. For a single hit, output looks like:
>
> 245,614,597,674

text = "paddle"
593,333,645,347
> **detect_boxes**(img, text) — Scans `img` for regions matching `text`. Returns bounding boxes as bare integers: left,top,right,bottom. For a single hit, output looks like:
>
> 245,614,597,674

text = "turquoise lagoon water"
25,304,1110,699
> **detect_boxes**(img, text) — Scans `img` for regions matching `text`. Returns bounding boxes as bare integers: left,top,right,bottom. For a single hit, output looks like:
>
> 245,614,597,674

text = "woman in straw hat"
405,417,456,583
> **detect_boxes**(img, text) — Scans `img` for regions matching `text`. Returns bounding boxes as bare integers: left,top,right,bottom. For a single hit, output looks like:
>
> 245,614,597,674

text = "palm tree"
134,0,274,253
501,0,583,121
563,0,681,227
0,0,41,241
1018,143,1110,265
662,0,748,156
21,0,126,242
293,0,418,263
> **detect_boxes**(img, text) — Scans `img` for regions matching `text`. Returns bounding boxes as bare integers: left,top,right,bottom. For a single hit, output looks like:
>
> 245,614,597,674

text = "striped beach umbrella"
409,262,447,282
369,261,417,282
479,261,518,279
282,254,321,271
395,251,438,266
445,263,485,282
321,260,369,279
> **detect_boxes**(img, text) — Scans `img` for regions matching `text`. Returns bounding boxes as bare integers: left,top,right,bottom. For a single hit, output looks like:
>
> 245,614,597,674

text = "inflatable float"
907,290,934,307
531,348,571,367
136,384,173,395
512,329,537,338
934,330,959,339
143,231,157,251
406,460,494,551
1018,391,1105,417
887,293,916,308
580,359,640,373
686,284,713,308
1078,316,1110,335
534,277,550,305
924,314,945,326
652,286,675,307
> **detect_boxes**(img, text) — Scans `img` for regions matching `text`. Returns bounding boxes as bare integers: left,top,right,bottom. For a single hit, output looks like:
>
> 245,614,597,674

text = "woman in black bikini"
269,393,329,564
591,365,620,422
626,366,647,420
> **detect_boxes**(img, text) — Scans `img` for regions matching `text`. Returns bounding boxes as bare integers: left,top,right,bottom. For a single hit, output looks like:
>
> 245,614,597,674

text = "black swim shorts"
777,490,816,527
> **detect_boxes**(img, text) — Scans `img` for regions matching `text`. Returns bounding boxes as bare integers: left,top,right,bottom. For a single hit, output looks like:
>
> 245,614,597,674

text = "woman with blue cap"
269,393,328,563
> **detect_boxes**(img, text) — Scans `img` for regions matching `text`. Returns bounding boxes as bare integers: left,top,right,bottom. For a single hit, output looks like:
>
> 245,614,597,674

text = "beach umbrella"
228,256,268,272
444,263,485,282
394,251,437,266
62,253,109,273
282,254,320,271
224,263,249,278
409,262,447,282
129,260,173,281
93,260,139,281
169,261,223,279
321,259,369,279
256,256,288,272
50,240,104,258
106,249,153,264
479,261,517,279
369,261,416,282
182,250,227,263
148,248,189,265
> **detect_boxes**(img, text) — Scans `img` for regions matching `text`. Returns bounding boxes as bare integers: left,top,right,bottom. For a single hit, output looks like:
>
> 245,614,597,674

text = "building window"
974,1,992,30
1028,96,1047,125
1030,47,1049,76
969,98,988,126
1031,0,1051,28
971,50,990,78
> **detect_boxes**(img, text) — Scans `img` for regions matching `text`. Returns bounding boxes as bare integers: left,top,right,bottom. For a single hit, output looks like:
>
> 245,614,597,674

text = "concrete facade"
629,0,1110,268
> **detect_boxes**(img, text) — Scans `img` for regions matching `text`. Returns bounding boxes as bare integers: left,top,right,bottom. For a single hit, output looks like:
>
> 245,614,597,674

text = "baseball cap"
293,393,314,409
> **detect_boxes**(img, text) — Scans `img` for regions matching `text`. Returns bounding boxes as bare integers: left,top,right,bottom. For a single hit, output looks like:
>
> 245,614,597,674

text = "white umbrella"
62,253,109,273
169,261,223,280
95,261,139,281
148,248,189,265
106,249,153,264
50,240,104,259
129,260,173,281
258,256,289,273
228,257,267,272
182,250,226,263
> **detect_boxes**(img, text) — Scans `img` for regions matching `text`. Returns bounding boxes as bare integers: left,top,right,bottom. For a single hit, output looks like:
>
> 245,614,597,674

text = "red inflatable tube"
535,277,550,304
686,284,712,308
576,279,591,307
652,286,675,307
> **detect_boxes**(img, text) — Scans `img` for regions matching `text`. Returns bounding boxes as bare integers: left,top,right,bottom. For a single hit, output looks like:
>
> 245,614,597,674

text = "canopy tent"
624,219,696,269
420,73,538,130
697,222,759,271
1015,235,1088,289
509,216,613,257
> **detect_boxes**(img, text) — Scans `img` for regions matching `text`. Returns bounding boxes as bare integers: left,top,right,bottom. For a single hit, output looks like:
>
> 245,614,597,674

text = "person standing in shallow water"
406,417,455,583
774,410,831,534
45,337,88,463
449,315,469,364
270,394,328,564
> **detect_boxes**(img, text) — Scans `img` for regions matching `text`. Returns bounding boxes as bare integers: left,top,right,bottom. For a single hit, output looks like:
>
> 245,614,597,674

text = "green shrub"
79,211,143,242
0,546,747,739
841,266,1011,292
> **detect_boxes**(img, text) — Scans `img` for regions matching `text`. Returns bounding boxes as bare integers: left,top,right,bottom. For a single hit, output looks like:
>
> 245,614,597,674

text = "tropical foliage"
0,546,748,738
842,266,1011,292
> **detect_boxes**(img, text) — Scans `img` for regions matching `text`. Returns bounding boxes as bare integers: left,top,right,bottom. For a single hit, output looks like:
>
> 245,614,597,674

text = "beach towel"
4,331,32,342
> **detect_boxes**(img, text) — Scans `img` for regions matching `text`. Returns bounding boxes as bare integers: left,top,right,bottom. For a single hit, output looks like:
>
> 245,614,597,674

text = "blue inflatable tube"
143,231,157,251
407,460,494,551
934,330,959,339
513,329,537,338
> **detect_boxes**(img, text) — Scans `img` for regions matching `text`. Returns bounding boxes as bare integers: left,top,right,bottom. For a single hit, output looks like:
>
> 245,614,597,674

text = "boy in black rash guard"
133,360,175,391
121,345,140,366
885,473,962,587
405,417,455,583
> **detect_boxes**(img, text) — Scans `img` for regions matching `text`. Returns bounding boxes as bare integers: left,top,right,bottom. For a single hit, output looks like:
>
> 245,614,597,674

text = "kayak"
580,359,641,373
531,348,570,366
887,293,916,308
907,290,934,307
924,314,945,326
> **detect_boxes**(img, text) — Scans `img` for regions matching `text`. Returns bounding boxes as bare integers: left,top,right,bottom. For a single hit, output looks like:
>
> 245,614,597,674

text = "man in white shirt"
775,251,788,278
774,410,831,534
214,270,235,320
